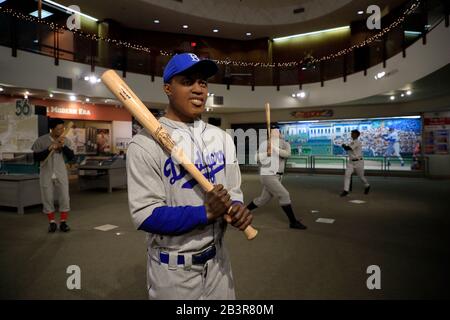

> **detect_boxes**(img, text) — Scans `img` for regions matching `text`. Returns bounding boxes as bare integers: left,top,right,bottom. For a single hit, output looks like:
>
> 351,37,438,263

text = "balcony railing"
0,0,448,88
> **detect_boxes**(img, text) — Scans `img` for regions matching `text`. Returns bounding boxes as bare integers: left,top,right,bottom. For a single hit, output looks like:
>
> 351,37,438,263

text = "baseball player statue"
340,129,370,197
32,118,75,232
383,127,405,166
126,53,253,299
246,126,307,230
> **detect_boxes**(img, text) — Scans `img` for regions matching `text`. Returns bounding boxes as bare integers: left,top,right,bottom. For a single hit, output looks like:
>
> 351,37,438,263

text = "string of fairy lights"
0,0,421,68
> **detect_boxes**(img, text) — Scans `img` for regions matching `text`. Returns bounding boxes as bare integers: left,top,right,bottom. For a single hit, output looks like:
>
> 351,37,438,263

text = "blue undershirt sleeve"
138,205,208,235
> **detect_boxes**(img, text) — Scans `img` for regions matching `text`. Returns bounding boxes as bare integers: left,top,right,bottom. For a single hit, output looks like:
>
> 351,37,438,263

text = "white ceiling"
54,0,407,39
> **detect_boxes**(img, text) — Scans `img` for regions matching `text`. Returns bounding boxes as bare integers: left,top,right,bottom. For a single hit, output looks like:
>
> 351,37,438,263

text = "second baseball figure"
246,126,307,230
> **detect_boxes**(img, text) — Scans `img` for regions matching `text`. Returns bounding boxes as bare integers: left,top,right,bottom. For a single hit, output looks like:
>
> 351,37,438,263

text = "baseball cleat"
48,222,57,233
340,191,349,197
364,186,371,195
290,220,307,230
59,221,70,232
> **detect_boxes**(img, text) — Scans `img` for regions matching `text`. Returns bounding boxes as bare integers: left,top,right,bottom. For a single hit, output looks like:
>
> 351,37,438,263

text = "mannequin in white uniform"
340,129,370,197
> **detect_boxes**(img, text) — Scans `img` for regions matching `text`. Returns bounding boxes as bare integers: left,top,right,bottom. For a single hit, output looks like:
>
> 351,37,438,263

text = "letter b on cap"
188,53,200,62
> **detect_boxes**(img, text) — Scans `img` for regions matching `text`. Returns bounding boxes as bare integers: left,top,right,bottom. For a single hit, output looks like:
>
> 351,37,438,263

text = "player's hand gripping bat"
101,70,258,240
41,121,74,167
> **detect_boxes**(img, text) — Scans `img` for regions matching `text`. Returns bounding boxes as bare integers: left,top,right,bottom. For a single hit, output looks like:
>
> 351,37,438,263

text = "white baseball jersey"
127,117,243,254
257,137,291,175
346,139,363,160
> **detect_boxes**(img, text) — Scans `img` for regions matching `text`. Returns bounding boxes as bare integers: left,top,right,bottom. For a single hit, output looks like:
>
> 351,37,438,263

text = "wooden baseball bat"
265,102,271,156
41,121,74,167
101,70,258,240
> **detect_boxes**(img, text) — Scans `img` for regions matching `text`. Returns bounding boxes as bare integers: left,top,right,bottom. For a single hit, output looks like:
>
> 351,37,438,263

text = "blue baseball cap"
163,53,218,83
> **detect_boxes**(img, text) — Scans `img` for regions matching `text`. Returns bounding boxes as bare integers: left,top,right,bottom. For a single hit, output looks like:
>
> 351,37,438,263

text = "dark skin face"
351,132,360,140
163,72,208,122
50,124,65,151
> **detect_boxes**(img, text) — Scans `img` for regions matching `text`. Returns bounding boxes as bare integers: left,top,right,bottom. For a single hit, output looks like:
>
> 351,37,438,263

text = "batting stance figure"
126,53,252,300
32,119,75,232
340,129,370,197
246,126,307,230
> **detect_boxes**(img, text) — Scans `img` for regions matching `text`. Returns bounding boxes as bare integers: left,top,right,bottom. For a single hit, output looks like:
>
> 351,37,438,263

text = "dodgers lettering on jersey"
164,150,226,188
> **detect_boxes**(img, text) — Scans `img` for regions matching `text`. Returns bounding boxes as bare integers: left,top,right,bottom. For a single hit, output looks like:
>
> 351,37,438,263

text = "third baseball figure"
340,129,371,197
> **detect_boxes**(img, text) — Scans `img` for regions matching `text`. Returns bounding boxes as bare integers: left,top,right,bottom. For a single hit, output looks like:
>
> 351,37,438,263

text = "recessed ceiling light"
0,87,4,92
390,96,395,101
154,19,160,24
182,25,189,29
291,94,296,98
406,90,412,95
25,91,30,95
357,10,364,15
246,32,252,36
401,93,405,97
69,95,76,101
49,93,53,98
85,98,90,102
24,95,28,99
213,29,219,33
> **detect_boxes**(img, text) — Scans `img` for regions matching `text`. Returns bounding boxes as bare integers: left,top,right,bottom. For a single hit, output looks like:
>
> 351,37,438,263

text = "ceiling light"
25,91,30,95
49,93,53,98
390,96,395,101
84,76,89,81
89,76,97,84
24,95,28,99
43,0,98,21
154,19,160,24
29,9,53,18
85,98,90,102
246,32,252,36
291,94,296,98
357,10,364,15
406,90,412,96
374,71,386,80
273,26,349,42
0,87,4,92
69,95,76,101
401,94,405,97
182,25,189,29
302,67,307,70
213,29,219,33
299,92,306,98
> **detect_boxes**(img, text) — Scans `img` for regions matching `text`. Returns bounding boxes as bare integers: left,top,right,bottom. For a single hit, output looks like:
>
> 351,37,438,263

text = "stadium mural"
279,117,422,158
